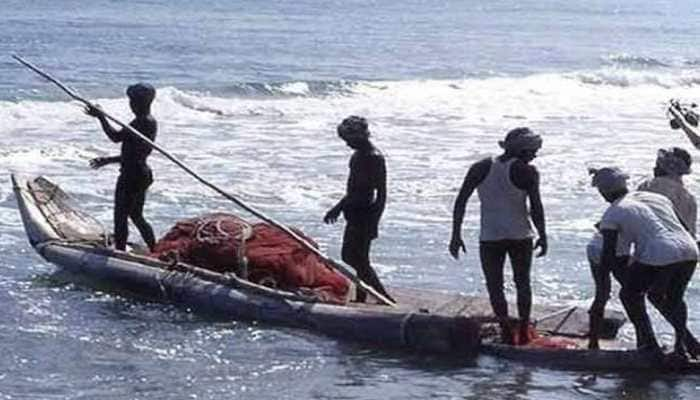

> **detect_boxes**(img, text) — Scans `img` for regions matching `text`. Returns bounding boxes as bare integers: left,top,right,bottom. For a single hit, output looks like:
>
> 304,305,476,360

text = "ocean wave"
571,68,700,88
603,53,670,68
4,67,700,131
213,80,358,98
182,69,700,102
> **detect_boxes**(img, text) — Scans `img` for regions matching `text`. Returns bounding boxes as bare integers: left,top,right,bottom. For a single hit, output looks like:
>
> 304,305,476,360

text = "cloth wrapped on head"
337,115,370,141
589,167,629,194
126,83,156,105
498,127,542,153
656,147,691,177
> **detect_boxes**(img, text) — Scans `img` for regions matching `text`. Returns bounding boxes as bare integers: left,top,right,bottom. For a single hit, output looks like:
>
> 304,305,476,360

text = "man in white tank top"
592,167,698,361
449,127,547,345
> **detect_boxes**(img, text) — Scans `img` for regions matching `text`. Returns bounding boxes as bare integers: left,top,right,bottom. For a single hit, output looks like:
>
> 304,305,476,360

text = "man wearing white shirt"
592,167,698,360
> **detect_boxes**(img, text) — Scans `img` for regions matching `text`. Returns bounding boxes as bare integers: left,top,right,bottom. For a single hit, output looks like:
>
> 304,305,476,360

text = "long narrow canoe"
12,174,481,356
14,175,700,371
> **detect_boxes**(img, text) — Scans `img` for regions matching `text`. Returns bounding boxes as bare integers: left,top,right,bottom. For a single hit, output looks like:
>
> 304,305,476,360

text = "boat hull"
14,174,480,357
481,341,700,373
16,174,699,372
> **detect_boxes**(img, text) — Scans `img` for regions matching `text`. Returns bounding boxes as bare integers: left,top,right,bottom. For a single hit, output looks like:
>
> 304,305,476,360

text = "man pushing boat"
591,167,698,361
84,83,158,252
449,127,547,345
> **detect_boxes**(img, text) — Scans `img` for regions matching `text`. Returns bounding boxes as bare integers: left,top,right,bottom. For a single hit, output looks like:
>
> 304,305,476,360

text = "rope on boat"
399,312,416,346
192,216,253,277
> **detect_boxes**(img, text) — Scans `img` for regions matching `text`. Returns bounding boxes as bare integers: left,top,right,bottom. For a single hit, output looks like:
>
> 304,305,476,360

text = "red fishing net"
510,325,580,349
150,213,351,304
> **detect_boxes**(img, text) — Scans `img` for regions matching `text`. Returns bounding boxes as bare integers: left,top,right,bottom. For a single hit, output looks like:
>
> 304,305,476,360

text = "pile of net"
510,325,580,349
149,213,351,304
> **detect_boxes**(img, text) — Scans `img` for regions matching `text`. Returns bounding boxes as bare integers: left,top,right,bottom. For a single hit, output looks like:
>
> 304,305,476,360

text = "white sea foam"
3,69,700,288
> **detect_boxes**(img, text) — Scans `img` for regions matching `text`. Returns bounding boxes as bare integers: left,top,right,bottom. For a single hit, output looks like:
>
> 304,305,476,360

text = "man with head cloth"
449,127,547,345
324,116,394,303
84,83,158,252
585,167,633,349
637,147,696,236
592,166,698,360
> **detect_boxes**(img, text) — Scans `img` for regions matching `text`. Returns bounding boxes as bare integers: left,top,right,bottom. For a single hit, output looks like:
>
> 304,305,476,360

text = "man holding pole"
13,55,395,306
84,83,157,252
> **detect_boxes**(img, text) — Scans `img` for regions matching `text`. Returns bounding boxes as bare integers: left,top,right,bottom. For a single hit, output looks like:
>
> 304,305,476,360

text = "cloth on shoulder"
637,175,697,237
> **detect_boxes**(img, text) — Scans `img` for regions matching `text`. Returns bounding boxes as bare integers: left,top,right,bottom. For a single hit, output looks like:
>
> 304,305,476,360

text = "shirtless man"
449,127,547,344
592,167,698,360
84,83,157,252
324,116,394,303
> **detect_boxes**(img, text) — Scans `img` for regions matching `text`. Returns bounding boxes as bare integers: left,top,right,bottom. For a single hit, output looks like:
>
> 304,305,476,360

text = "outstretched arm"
449,159,490,259
89,155,121,169
84,105,124,143
669,106,700,149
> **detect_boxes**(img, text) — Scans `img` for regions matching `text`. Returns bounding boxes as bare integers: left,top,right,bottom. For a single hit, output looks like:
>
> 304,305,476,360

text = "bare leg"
508,239,533,344
480,241,512,344
588,260,610,349
129,186,156,251
648,262,696,357
619,262,660,351
113,176,130,251
342,223,393,303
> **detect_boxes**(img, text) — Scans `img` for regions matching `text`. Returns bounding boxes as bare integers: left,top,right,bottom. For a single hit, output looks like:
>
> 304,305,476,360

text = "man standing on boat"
449,127,547,345
591,167,698,361
324,116,395,303
84,83,157,252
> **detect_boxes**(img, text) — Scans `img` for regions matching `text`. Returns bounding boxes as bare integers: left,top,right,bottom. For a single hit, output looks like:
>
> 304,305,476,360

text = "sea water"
1,0,700,398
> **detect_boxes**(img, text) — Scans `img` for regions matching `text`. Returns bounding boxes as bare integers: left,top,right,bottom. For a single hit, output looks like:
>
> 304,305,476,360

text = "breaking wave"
603,53,670,68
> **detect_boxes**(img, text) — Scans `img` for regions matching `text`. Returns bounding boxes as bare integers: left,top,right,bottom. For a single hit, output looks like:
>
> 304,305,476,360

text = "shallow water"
2,1,700,398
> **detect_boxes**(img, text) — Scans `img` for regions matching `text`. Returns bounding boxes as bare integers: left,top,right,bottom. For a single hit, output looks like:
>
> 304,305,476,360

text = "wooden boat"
480,310,700,374
13,174,483,356
14,175,700,371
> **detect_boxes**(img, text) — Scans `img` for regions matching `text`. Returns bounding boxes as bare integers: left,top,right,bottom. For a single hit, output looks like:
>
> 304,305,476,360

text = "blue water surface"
2,1,700,399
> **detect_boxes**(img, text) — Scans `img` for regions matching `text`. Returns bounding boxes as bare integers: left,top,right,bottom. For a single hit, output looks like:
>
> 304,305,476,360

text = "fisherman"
449,127,547,345
587,149,697,349
84,83,157,252
638,147,696,236
323,116,394,303
592,167,698,361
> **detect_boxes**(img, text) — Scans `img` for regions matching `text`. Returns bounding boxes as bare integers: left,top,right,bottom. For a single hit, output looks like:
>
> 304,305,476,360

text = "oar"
13,54,396,307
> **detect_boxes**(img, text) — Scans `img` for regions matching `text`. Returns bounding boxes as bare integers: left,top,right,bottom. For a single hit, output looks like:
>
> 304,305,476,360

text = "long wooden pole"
13,54,395,306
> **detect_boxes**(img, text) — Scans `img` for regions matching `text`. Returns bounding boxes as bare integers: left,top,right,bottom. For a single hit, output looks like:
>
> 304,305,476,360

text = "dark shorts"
113,170,154,250
624,260,696,299
479,239,533,268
